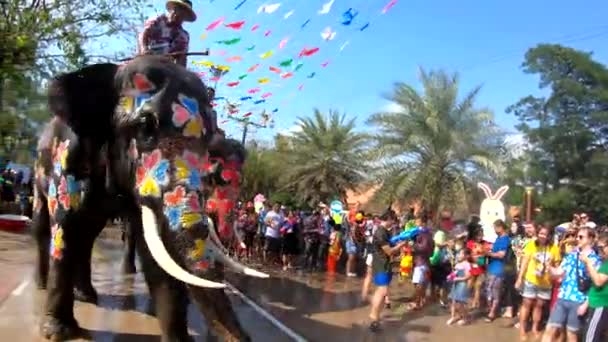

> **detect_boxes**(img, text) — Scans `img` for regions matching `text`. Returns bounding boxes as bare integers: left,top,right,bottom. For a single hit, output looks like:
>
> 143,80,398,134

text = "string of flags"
190,0,399,126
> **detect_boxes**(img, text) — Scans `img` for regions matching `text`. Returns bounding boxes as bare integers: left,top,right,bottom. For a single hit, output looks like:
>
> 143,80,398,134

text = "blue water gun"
389,227,421,246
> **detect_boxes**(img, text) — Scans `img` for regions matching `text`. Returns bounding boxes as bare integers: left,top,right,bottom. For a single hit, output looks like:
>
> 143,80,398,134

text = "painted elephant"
32,56,268,341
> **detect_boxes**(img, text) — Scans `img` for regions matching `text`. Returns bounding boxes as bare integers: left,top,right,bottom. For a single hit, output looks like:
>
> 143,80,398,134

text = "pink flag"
298,84,304,91
281,72,293,79
382,0,397,14
227,81,240,87
247,87,261,94
264,30,272,37
321,60,330,67
247,64,260,72
226,56,243,62
251,24,260,31
206,17,225,31
261,92,273,99
242,112,253,117
279,37,289,49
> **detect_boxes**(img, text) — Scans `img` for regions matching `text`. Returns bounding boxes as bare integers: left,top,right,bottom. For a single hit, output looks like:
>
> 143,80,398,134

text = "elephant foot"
73,286,98,304
41,317,88,341
36,279,47,290
121,261,137,275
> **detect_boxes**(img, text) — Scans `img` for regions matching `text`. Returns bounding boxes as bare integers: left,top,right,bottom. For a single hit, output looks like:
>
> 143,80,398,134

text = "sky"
121,0,608,142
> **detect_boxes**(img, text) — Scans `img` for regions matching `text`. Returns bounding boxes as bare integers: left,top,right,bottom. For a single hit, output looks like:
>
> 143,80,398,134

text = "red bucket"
0,215,30,233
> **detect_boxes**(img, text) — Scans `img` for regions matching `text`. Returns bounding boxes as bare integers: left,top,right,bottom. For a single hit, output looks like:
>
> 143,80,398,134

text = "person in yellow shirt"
515,224,561,341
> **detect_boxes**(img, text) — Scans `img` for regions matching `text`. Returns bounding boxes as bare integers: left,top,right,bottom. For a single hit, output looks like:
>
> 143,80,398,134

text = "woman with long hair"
515,223,560,341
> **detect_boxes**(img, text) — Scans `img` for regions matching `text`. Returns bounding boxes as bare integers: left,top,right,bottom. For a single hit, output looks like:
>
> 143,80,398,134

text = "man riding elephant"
138,0,195,66
33,56,267,341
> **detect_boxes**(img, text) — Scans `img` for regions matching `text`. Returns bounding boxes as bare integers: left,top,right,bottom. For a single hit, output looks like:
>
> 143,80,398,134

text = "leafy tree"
367,68,503,218
507,44,608,223
279,110,367,206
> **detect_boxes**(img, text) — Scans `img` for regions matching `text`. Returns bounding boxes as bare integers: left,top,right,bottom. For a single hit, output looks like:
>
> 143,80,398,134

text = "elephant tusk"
141,206,226,289
207,241,269,279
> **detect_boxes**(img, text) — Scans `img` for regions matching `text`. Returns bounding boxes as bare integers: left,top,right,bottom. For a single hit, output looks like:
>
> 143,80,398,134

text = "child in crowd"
327,222,342,274
447,248,473,325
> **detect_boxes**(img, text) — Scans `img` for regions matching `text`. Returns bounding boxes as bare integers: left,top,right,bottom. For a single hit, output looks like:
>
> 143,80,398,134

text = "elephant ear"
48,63,120,135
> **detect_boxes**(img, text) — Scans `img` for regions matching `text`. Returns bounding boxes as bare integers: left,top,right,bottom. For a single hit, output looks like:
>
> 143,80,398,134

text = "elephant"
31,55,268,341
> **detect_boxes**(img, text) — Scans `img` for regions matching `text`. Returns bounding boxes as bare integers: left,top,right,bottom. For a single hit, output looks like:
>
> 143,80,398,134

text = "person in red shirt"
138,0,196,66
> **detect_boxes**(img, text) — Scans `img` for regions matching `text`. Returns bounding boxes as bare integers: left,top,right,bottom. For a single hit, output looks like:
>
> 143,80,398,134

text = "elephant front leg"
121,218,137,274
41,219,83,340
32,193,51,289
130,213,192,342
189,286,251,342
72,214,107,304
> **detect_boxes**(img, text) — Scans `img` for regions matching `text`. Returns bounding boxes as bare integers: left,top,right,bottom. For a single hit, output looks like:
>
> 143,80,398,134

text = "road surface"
0,229,520,341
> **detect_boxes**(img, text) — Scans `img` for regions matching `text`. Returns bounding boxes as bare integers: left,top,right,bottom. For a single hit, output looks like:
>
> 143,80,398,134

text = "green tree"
367,68,503,218
507,44,608,223
280,110,367,206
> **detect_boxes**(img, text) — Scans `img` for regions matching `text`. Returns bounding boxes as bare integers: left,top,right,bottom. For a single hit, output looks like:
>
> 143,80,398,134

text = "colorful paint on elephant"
174,150,204,191
136,149,170,197
52,139,70,176
190,238,217,271
205,158,242,239
50,224,64,260
162,185,203,231
172,94,205,138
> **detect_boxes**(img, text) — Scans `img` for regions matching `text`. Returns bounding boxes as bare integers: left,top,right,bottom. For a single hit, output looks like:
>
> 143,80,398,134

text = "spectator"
580,233,608,342
542,227,601,342
484,219,511,322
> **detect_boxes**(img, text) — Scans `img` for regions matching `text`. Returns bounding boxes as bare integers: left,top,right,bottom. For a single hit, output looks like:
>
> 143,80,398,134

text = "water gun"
390,227,421,246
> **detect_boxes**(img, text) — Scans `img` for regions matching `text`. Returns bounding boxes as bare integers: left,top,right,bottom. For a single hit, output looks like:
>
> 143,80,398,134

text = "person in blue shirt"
542,227,602,342
485,219,511,321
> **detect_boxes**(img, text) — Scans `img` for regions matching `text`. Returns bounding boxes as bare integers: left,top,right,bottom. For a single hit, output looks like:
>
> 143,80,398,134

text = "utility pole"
224,115,268,145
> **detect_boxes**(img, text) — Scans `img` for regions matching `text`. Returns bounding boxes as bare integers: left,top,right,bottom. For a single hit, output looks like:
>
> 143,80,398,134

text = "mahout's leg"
32,189,51,289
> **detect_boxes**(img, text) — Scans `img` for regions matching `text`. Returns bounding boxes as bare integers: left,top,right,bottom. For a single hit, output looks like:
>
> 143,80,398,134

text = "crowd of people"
231,202,608,341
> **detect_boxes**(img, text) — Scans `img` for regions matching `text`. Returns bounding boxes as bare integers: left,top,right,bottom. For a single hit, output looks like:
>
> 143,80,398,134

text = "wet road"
0,229,520,341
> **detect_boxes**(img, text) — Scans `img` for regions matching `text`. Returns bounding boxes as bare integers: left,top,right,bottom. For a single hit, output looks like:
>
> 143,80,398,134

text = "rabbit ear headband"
478,182,509,200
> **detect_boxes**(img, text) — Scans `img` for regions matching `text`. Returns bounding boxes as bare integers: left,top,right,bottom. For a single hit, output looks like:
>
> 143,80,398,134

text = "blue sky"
129,0,608,141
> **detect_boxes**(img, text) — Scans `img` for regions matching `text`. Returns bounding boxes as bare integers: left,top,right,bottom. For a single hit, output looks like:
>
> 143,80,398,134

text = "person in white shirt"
263,204,284,263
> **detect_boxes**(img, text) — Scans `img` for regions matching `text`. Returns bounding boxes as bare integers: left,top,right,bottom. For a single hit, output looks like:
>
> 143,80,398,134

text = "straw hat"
166,0,196,22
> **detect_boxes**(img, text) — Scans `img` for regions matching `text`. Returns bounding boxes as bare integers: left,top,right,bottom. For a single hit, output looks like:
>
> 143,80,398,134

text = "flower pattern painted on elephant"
174,150,203,191
163,185,203,230
48,180,58,217
52,139,70,176
50,224,65,260
205,158,242,239
136,149,170,197
191,238,216,271
171,94,204,138
132,73,155,92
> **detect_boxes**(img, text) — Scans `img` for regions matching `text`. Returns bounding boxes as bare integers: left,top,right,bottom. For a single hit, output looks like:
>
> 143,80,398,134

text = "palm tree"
281,109,368,206
367,68,503,217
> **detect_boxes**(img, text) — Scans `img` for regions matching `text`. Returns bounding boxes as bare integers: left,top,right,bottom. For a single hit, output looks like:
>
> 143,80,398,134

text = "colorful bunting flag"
318,0,335,15
226,56,242,62
284,10,294,19
248,88,261,94
227,81,240,87
216,38,241,45
206,17,225,31
251,24,260,31
279,59,293,67
238,74,248,80
261,92,273,99
281,72,293,79
247,45,256,51
382,0,398,14
247,64,260,72
299,47,319,57
269,66,281,73
341,8,358,25
258,78,270,84
279,37,289,49
260,50,274,59
301,19,311,28
258,3,281,14
225,21,246,30
234,0,247,10
321,27,337,41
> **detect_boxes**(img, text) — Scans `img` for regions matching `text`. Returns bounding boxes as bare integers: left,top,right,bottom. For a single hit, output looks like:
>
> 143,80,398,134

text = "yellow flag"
260,50,274,59
258,78,270,84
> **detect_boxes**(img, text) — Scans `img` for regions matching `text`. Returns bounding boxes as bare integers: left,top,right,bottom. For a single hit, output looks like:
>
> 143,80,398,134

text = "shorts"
345,239,358,255
547,298,585,332
412,265,429,285
521,281,552,301
366,253,373,267
373,272,393,286
264,236,281,253
430,264,451,288
486,274,504,302
584,307,608,342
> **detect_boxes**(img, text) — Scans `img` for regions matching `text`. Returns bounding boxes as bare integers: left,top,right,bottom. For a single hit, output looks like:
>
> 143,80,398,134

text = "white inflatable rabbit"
478,182,509,243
